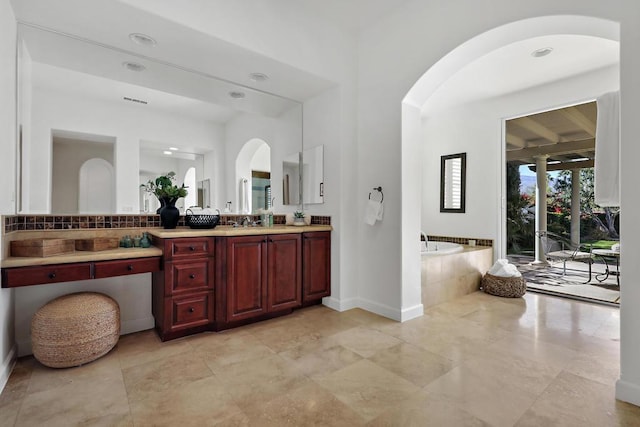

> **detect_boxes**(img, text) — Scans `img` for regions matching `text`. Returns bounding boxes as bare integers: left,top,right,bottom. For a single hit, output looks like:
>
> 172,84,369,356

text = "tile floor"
1,291,639,426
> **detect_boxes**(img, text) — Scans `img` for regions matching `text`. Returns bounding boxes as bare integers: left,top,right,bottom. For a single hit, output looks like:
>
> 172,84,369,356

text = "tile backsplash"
426,235,493,247
3,214,331,233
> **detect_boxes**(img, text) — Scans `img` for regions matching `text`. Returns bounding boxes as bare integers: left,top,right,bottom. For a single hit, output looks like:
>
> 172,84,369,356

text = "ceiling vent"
123,96,148,105
122,61,146,72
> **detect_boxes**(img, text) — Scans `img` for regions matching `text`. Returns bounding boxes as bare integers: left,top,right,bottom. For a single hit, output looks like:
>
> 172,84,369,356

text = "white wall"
25,62,225,213
0,0,17,392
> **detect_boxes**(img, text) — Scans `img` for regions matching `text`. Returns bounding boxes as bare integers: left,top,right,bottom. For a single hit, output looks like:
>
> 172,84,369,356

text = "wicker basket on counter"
185,209,220,229
481,273,526,298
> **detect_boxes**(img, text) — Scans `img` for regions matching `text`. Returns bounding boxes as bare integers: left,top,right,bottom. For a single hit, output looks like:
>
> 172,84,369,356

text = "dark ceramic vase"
155,197,166,214
160,198,180,229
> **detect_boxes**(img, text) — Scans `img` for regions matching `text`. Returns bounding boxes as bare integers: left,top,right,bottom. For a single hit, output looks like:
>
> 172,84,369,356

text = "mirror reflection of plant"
293,211,305,219
141,171,188,202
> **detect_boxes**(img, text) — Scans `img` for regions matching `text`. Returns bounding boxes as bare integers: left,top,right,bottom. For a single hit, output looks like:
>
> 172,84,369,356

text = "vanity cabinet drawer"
167,260,213,295
2,263,92,288
167,292,213,331
164,238,213,260
94,257,161,279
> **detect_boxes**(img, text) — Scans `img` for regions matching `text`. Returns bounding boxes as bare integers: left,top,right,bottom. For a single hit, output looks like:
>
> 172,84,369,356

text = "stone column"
532,155,549,265
571,169,581,247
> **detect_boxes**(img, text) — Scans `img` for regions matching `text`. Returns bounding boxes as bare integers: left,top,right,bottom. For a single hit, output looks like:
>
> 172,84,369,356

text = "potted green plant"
141,172,188,229
293,210,305,226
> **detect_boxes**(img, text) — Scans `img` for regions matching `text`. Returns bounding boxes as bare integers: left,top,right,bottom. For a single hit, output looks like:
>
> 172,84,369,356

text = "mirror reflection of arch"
235,138,271,214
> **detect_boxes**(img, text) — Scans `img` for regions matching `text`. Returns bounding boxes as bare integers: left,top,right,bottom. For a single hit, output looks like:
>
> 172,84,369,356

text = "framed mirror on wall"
440,152,466,213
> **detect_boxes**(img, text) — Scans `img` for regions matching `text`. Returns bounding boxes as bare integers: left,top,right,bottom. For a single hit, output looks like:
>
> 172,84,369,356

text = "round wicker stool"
31,292,120,368
481,273,526,298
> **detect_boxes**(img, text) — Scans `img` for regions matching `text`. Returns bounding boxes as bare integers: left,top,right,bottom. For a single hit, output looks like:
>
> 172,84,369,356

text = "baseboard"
616,379,640,406
0,345,17,394
322,296,358,312
400,303,424,322
357,297,402,321
121,316,155,335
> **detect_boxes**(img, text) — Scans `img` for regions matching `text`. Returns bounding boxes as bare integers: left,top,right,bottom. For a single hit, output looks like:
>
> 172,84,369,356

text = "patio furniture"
536,231,595,284
592,248,620,286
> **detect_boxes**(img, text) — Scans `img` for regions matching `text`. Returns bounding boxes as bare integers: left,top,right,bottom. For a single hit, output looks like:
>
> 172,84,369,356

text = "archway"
235,138,270,214
400,15,620,317
78,158,115,213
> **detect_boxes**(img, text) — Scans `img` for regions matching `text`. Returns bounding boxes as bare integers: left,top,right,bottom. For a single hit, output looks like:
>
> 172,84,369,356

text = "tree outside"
506,164,619,255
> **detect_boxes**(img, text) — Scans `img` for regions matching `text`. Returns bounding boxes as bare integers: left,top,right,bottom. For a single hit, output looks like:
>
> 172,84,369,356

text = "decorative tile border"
3,214,331,233
426,235,493,247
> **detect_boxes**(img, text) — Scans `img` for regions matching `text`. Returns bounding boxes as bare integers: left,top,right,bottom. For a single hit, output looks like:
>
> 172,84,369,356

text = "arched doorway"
235,138,271,214
400,15,620,316
78,158,115,213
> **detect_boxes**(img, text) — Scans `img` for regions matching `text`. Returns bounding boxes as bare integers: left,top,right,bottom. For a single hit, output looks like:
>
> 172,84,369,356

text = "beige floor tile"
14,375,130,427
26,348,122,394
0,399,22,427
0,357,35,408
367,391,491,427
243,381,366,426
129,375,243,426
368,342,454,387
191,333,275,372
279,337,363,377
515,371,640,427
122,350,213,403
212,353,310,411
327,326,402,358
116,329,192,370
313,359,422,422
339,308,399,329
424,363,539,426
249,319,323,353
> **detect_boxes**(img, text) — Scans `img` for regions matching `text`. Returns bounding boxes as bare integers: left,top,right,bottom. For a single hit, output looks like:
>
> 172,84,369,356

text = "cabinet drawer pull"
189,274,196,279
127,264,134,271
48,272,56,279
189,246,196,251
188,307,195,313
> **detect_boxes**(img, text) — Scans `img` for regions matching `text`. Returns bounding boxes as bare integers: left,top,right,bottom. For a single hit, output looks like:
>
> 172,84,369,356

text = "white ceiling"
422,34,620,114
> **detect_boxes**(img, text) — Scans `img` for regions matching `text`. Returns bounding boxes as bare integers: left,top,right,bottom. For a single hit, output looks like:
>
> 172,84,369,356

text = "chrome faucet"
241,216,251,227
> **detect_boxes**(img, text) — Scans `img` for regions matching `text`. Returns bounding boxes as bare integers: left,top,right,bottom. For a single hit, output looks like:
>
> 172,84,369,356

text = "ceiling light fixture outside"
122,61,146,72
249,73,269,82
229,91,246,99
531,47,553,58
129,33,157,47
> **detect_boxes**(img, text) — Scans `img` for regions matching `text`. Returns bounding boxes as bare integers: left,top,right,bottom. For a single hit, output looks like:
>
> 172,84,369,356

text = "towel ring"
369,186,384,202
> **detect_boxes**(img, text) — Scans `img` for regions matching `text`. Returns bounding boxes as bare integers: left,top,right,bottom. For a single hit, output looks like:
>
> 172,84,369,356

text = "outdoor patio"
509,254,620,305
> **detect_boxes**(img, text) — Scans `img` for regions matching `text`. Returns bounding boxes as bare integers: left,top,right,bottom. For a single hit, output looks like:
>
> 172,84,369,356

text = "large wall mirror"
282,145,324,205
15,23,320,215
440,152,466,213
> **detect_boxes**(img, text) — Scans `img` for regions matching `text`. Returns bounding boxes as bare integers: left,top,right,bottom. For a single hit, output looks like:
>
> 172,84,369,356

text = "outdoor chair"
536,231,595,284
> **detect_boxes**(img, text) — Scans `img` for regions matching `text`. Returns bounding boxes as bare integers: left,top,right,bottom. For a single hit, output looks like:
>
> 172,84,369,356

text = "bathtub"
421,241,464,256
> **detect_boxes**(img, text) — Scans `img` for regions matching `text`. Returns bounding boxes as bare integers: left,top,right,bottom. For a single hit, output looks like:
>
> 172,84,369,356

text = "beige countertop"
148,224,332,238
1,247,163,268
1,225,332,268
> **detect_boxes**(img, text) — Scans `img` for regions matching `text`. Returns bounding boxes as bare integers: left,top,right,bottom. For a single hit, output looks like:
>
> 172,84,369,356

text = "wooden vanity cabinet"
302,231,331,303
152,237,215,341
218,233,301,324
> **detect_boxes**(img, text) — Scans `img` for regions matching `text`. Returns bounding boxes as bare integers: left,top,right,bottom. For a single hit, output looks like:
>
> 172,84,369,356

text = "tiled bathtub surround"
2,214,331,233
427,235,493,247
422,246,493,308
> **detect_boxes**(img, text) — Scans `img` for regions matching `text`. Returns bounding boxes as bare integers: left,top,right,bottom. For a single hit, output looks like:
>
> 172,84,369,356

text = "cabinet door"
226,235,268,322
267,234,302,312
303,231,331,302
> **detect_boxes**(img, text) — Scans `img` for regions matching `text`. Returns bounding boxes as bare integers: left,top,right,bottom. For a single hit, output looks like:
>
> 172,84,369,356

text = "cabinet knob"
127,264,134,271
189,246,195,251
188,307,195,313
48,272,56,279
189,274,196,279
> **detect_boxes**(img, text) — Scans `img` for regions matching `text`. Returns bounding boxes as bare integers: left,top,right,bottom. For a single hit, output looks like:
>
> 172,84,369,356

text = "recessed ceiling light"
229,91,246,99
169,147,178,151
122,61,146,72
531,47,553,58
249,72,269,82
163,151,172,155
129,33,157,47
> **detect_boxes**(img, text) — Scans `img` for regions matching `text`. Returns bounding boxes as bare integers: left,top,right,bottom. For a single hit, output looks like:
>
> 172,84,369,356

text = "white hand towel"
595,91,620,206
377,201,384,221
364,200,381,225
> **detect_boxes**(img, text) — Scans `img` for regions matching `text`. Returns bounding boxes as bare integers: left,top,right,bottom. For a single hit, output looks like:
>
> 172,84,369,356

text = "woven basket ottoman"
481,273,526,298
31,292,120,368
